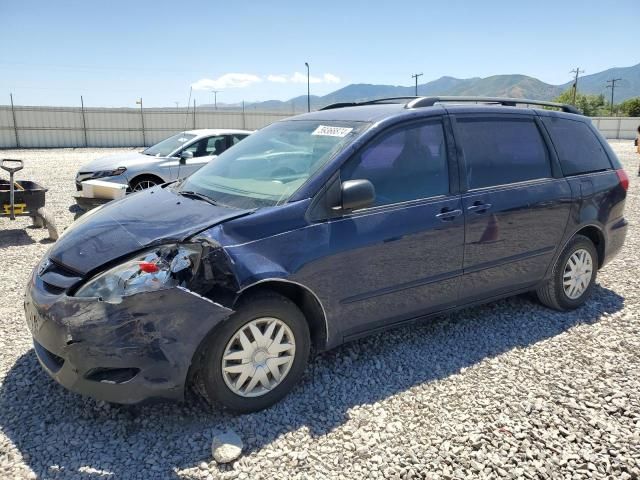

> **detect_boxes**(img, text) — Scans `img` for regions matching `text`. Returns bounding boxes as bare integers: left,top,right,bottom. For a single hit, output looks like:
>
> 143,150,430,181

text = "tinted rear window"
456,117,551,189
541,117,612,175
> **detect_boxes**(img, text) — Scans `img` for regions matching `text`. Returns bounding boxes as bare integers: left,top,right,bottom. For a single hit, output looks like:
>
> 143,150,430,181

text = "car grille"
75,172,95,191
39,258,84,293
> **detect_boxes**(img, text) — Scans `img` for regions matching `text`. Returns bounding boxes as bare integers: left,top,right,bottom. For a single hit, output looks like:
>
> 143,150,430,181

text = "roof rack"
320,96,581,114
406,96,581,114
320,97,420,110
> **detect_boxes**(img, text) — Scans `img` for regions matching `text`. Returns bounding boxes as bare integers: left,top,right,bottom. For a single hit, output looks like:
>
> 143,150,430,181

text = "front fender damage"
31,286,233,403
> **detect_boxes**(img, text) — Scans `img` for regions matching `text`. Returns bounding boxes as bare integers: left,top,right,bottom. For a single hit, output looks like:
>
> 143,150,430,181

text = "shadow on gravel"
0,285,623,478
0,228,35,248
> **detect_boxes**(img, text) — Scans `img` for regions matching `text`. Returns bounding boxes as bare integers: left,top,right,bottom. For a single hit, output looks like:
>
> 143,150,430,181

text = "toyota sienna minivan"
25,96,629,412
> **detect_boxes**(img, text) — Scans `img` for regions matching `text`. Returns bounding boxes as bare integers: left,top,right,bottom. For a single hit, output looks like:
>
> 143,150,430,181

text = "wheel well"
235,281,328,351
575,225,605,268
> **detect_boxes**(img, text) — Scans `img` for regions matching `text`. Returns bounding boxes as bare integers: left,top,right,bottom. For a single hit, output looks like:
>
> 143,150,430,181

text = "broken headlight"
75,244,200,303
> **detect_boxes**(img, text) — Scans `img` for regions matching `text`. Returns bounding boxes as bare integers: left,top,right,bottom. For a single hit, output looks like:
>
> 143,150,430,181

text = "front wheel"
536,234,597,310
130,175,161,192
197,292,310,413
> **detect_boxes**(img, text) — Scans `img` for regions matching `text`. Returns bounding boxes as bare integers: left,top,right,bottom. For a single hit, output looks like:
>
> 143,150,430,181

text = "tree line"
553,89,640,117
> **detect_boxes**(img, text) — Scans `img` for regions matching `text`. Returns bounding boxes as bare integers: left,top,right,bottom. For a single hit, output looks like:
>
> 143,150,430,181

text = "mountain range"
207,63,640,112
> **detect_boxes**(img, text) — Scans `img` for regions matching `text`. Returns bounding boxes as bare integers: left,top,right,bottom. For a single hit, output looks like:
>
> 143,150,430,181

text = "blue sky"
1,0,638,107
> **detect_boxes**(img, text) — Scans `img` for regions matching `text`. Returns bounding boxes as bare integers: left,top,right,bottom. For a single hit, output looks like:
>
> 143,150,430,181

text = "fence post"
242,101,246,130
140,105,146,147
9,93,19,148
616,117,622,140
193,99,196,129
80,96,89,147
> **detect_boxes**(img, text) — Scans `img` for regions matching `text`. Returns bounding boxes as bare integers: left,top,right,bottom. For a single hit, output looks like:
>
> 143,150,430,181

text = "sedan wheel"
131,179,158,191
221,317,296,397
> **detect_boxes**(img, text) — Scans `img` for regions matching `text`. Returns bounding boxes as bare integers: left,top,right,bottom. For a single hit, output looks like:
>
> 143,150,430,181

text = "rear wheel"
197,292,310,413
536,234,597,310
130,175,162,192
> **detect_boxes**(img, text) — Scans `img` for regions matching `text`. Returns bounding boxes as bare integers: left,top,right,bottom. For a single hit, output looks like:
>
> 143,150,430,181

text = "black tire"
130,175,162,192
197,292,310,413
536,234,598,311
36,207,59,240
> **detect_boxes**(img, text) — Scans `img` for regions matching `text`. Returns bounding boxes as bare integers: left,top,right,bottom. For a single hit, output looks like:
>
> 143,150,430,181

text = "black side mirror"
341,179,375,211
179,150,193,164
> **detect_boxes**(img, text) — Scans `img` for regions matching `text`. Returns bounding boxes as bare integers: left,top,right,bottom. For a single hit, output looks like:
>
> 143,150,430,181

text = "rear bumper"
24,270,233,404
602,217,628,267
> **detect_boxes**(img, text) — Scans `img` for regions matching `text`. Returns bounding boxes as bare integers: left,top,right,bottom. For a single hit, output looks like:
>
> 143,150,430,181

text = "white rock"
212,431,243,464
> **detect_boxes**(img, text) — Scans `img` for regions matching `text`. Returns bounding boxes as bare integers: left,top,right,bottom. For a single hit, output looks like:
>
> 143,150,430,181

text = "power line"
411,73,423,96
569,67,584,105
606,78,622,115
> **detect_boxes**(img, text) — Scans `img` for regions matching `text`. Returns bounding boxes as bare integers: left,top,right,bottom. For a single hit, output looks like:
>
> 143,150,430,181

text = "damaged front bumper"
24,271,233,404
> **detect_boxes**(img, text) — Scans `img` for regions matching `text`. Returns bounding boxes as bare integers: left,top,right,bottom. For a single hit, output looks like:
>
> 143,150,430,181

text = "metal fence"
0,105,638,148
591,117,639,140
0,105,292,148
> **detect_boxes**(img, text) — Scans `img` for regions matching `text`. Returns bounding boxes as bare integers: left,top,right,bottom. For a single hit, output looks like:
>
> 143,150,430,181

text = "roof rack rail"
320,97,420,110
320,95,581,114
405,96,581,114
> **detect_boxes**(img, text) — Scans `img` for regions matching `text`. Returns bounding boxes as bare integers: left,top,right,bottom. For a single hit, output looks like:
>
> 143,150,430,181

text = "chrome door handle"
467,203,492,213
436,209,462,221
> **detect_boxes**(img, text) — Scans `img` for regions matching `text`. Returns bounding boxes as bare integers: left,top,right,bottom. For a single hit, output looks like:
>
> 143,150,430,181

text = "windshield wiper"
177,190,218,205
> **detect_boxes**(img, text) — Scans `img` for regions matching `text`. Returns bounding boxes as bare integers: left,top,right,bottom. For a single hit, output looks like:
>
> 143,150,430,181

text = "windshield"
143,132,196,157
178,120,369,209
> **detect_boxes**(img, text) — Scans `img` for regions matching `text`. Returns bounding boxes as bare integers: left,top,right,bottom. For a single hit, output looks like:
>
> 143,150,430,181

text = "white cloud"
290,72,322,84
191,73,262,90
323,73,341,84
269,72,342,85
267,74,288,83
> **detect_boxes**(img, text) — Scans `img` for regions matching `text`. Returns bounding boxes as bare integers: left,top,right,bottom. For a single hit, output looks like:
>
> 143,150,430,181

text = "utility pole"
174,101,179,109
411,73,423,96
606,78,622,115
569,67,584,105
305,62,310,112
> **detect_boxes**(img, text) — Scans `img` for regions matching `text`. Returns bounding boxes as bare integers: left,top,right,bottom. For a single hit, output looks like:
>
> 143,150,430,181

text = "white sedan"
75,129,253,195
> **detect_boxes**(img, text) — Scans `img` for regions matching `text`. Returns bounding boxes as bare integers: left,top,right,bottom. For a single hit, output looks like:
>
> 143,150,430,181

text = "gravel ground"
0,143,639,479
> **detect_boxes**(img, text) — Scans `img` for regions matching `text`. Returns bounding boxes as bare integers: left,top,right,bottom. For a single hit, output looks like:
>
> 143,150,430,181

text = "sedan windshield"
178,120,369,209
143,132,196,157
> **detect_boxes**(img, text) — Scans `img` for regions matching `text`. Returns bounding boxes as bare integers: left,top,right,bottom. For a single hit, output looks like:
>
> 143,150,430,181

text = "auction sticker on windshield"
312,125,353,137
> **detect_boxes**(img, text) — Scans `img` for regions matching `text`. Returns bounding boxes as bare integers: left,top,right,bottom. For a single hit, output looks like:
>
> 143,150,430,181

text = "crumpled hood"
79,151,155,172
49,185,251,275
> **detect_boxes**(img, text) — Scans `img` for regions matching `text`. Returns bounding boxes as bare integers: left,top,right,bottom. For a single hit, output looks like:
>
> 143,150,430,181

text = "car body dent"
49,184,253,275
25,273,233,403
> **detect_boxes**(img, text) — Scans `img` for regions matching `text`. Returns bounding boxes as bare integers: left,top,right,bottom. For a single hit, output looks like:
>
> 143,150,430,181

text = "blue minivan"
24,97,629,412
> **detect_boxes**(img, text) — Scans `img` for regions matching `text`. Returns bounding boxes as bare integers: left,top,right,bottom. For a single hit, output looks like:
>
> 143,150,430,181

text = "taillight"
616,169,629,191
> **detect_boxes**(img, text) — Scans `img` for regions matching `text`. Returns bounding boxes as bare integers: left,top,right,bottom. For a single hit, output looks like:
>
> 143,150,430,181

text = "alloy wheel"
132,179,158,191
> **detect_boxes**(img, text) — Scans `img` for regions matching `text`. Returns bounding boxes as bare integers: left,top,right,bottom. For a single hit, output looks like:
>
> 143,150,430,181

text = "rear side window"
456,117,551,189
541,118,612,175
